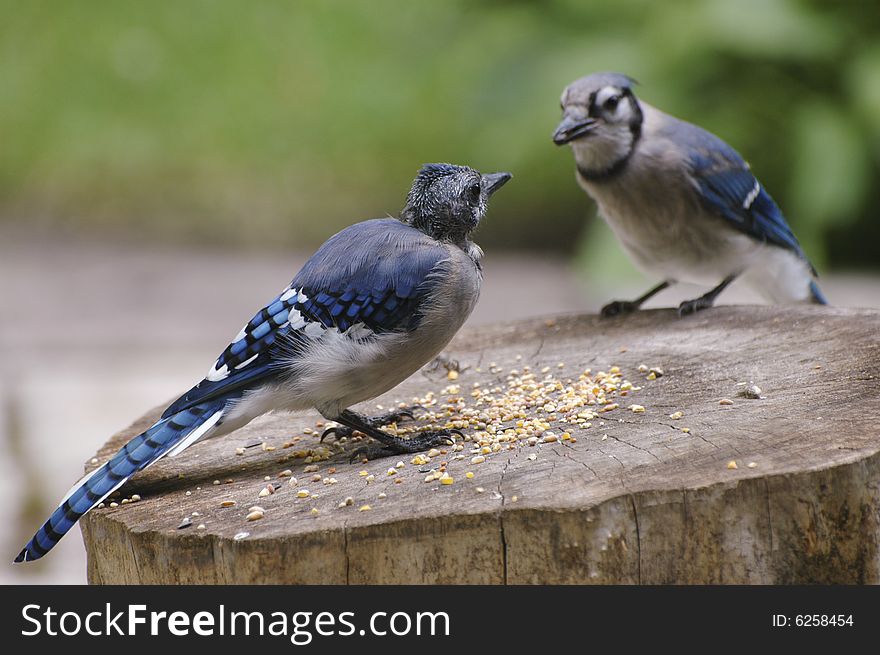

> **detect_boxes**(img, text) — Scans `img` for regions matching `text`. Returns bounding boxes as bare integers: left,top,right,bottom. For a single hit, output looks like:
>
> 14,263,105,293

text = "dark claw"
321,425,353,442
601,300,639,318
677,275,733,316
348,446,373,463
677,298,712,316
321,407,420,443
350,429,462,461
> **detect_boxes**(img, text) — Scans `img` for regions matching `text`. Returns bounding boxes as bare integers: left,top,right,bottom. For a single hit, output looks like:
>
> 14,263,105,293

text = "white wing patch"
288,307,307,330
742,180,761,210
232,324,248,343
206,363,229,382
235,353,259,370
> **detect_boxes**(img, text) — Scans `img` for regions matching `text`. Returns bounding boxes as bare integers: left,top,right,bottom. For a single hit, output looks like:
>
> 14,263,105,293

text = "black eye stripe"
589,89,622,116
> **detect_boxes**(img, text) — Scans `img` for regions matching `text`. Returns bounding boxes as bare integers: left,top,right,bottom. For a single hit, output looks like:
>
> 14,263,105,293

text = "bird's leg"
678,274,737,316
320,406,421,442
601,280,671,317
332,409,461,461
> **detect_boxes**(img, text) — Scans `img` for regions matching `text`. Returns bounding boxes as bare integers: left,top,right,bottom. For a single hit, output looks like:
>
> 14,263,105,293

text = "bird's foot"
321,407,421,442
678,275,734,316
349,429,461,462
601,299,640,318
677,296,714,316
425,353,467,375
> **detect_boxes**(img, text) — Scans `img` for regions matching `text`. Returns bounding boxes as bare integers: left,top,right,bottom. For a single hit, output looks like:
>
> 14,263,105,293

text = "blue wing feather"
678,122,815,273
164,219,445,418
291,218,445,333
161,291,299,418
162,356,282,419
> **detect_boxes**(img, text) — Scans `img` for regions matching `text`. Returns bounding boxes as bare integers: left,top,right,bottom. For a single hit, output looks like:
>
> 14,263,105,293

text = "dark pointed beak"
553,115,597,145
483,171,512,196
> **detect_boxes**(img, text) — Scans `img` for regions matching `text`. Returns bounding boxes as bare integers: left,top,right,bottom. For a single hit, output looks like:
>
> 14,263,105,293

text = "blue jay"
553,72,827,316
15,163,511,563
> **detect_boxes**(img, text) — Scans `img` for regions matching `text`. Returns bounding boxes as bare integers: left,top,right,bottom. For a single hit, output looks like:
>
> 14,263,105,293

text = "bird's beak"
553,115,597,145
483,171,512,196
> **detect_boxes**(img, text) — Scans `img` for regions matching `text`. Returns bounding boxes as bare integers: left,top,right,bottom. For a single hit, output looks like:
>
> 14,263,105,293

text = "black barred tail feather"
14,401,226,563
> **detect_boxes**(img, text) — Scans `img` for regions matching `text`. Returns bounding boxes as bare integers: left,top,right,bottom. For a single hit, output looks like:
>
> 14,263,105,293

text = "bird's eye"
468,182,481,202
604,95,620,111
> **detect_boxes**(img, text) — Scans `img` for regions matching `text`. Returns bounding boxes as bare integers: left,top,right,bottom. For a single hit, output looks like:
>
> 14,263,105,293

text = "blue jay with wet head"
15,163,511,563
553,72,826,316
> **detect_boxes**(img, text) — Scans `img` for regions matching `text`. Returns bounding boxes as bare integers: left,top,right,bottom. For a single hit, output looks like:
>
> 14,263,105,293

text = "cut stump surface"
81,306,880,584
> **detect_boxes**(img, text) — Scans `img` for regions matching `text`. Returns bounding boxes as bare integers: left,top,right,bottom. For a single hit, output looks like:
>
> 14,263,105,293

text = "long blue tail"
810,280,828,305
14,401,226,563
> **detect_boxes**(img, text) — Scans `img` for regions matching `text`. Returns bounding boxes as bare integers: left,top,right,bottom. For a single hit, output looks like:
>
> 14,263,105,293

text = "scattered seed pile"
392,361,663,473
213,360,677,528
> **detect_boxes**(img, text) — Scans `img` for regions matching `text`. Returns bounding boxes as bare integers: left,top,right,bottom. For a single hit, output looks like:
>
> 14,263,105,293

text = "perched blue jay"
553,72,827,316
15,163,511,563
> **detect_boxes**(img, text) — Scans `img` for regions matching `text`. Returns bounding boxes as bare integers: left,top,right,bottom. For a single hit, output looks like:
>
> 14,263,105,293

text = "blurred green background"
2,0,879,273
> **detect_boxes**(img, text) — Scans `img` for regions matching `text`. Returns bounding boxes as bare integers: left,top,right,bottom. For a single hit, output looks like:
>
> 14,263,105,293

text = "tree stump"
80,306,880,584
